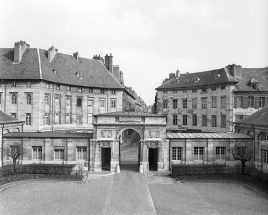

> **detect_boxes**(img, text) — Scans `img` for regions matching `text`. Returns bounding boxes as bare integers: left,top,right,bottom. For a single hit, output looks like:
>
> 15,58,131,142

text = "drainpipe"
4,80,7,112
1,124,4,167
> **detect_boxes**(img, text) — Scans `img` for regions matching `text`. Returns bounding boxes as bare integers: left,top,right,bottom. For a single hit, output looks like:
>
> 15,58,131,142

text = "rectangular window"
46,83,49,89
202,98,207,108
56,84,60,90
173,91,177,94
12,81,16,87
192,99,197,109
262,149,268,164
111,90,116,95
192,115,197,126
32,147,42,160
25,113,31,125
55,113,59,124
237,147,246,155
77,147,87,160
11,94,17,105
173,99,178,109
202,88,207,92
100,89,105,94
163,91,168,94
221,115,226,128
192,89,197,93
89,88,93,93
173,115,177,125
111,100,116,108
216,147,225,160
55,96,60,107
212,97,217,108
261,133,268,141
26,81,31,88
100,99,105,107
237,96,243,108
10,113,17,118
259,97,265,108
44,113,49,125
66,114,71,124
182,99,187,108
221,96,226,108
88,98,93,107
212,115,217,127
202,115,207,126
221,86,226,90
45,94,50,105
66,96,71,106
183,115,187,126
78,87,82,92
26,94,32,105
163,101,168,108
211,87,216,91
77,97,82,107
182,90,187,93
66,86,71,91
54,149,64,160
194,147,204,160
87,114,92,124
172,147,182,160
248,96,254,107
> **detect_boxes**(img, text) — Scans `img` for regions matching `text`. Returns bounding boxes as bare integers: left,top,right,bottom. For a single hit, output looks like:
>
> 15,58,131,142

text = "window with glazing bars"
172,147,182,160
216,147,225,160
194,147,204,160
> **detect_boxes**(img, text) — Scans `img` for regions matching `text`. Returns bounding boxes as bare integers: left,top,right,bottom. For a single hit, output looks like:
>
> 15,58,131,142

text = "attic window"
52,69,57,74
215,74,221,79
184,79,188,83
252,84,257,90
194,78,200,83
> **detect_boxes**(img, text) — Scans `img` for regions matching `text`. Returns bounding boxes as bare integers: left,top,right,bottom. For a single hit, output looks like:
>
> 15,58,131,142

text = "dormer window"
215,74,221,79
194,78,200,83
184,79,188,83
53,69,57,75
252,84,257,90
248,78,259,90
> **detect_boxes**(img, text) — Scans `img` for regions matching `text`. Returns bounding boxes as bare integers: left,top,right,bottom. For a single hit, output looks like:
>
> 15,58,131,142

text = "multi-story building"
155,65,268,133
0,41,144,133
234,105,268,173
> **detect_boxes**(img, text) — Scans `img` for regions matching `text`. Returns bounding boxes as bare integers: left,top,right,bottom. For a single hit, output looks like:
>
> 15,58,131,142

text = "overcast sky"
1,0,267,105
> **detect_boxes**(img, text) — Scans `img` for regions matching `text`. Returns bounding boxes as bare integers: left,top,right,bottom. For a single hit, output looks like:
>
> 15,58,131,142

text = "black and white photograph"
0,0,268,214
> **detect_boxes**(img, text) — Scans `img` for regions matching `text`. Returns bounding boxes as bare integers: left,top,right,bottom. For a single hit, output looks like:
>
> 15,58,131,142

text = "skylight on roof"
194,78,200,83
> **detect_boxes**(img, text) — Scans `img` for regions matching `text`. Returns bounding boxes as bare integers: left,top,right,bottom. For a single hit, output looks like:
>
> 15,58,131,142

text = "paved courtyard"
0,170,268,215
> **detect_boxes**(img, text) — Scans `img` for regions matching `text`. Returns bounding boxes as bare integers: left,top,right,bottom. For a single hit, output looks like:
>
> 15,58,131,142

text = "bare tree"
229,147,253,175
1,145,27,174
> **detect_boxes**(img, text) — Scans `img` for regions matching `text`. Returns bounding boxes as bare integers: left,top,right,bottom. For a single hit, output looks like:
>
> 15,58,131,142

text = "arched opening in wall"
118,128,141,172
247,130,253,137
3,129,10,134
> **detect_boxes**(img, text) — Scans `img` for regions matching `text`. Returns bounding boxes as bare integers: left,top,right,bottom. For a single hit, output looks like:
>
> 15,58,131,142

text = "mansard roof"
94,111,165,117
235,68,268,91
235,105,268,126
0,110,24,124
155,68,237,90
0,48,124,89
4,132,93,139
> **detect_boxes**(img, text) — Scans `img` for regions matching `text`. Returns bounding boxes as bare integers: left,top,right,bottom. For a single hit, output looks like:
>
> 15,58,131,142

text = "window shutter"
254,97,259,108
234,96,237,108
243,96,248,108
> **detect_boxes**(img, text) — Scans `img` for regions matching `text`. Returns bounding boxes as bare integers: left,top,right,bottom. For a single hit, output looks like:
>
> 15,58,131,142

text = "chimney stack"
14,41,30,64
176,70,180,79
108,53,113,74
169,73,175,79
226,64,242,77
105,54,109,70
48,46,58,62
73,52,79,62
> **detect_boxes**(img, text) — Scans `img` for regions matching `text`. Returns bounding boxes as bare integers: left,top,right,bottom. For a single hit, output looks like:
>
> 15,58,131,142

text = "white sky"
0,0,267,105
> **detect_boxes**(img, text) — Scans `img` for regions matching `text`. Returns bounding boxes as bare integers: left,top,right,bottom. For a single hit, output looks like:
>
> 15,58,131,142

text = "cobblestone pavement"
1,172,268,215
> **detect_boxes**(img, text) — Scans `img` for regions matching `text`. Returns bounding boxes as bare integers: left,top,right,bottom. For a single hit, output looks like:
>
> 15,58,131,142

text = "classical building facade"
234,105,268,173
0,41,145,133
155,65,268,133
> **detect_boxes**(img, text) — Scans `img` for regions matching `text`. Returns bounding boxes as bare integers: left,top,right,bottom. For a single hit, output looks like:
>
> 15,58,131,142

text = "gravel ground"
1,172,268,215
149,181,268,215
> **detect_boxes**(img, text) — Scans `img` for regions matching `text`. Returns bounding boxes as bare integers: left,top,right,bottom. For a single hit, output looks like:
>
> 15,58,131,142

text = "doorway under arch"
118,128,141,172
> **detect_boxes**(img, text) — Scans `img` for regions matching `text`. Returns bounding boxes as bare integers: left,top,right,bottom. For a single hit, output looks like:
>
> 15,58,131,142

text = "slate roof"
235,68,268,91
0,110,24,124
234,105,268,126
0,48,124,89
4,132,93,138
167,133,252,139
94,111,165,117
156,68,238,90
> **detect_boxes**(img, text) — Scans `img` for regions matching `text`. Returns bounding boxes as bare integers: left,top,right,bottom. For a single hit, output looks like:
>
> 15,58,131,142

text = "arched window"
11,94,17,104
247,130,254,137
26,94,32,104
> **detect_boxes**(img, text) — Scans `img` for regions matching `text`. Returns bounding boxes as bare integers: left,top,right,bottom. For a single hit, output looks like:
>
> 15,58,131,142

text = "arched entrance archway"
117,127,142,171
